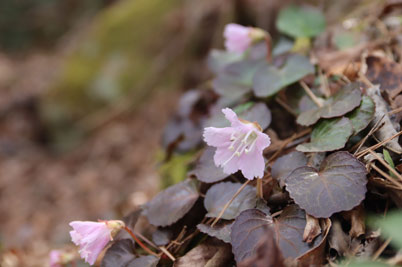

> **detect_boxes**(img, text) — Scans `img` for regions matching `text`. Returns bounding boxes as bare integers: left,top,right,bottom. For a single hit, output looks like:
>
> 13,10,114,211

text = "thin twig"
388,106,402,116
159,246,176,261
123,227,159,257
275,97,297,117
352,115,385,156
134,231,159,250
373,237,392,260
300,81,323,108
370,164,402,190
368,149,402,182
356,130,402,158
211,180,251,227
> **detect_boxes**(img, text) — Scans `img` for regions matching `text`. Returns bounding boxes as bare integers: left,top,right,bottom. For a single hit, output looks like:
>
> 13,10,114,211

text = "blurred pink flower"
223,23,253,53
203,108,270,179
49,250,62,267
69,220,124,265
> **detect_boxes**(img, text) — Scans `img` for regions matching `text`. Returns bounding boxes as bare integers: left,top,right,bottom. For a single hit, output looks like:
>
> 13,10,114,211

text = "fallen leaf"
174,239,233,267
366,55,402,99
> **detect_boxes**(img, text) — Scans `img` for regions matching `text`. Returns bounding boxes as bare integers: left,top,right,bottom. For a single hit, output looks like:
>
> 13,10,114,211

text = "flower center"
223,129,258,166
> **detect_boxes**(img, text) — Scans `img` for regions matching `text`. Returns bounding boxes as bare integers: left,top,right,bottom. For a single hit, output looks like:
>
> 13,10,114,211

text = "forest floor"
0,48,180,264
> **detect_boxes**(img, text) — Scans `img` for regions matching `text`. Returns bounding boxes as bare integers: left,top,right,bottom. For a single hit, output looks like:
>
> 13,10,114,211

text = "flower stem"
256,178,263,199
123,226,159,257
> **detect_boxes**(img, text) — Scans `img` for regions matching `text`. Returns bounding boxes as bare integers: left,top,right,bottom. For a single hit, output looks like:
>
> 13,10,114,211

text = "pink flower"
69,220,125,265
224,23,253,53
49,250,62,267
203,108,270,179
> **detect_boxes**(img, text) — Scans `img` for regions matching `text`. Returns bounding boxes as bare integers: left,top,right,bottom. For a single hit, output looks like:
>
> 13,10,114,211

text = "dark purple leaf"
204,182,257,220
152,229,172,246
197,222,233,243
101,240,159,267
231,209,273,263
189,147,227,183
285,152,367,218
297,83,362,126
143,179,199,226
231,206,330,265
238,227,285,267
271,151,308,187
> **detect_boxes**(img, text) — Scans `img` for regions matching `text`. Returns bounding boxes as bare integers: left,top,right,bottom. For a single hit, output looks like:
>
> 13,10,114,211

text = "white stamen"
222,129,258,166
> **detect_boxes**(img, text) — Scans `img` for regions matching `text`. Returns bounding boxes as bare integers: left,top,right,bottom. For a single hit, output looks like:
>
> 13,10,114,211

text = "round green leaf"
213,59,264,99
204,182,257,220
347,95,375,134
276,5,326,38
285,151,367,218
253,54,314,97
296,117,353,152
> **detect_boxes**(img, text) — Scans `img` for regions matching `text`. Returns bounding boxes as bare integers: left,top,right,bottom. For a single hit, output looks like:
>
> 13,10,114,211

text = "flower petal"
214,147,240,175
256,132,271,150
239,149,265,179
222,108,242,127
203,127,233,147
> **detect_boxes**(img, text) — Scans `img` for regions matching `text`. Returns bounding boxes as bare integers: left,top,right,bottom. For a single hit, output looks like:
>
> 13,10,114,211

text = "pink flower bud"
203,108,270,179
223,23,253,53
69,220,125,265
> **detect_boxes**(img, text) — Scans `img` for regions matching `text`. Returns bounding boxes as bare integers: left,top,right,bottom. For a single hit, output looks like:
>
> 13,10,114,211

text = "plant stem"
123,226,159,257
256,178,263,199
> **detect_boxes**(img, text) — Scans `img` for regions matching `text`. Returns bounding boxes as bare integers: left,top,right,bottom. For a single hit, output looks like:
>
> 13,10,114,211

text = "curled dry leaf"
204,182,257,220
143,179,199,227
342,205,366,239
303,214,321,243
285,151,367,218
366,55,402,99
174,239,233,267
366,85,402,154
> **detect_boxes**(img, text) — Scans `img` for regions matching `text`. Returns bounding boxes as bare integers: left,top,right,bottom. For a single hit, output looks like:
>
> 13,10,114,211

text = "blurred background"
0,0,364,265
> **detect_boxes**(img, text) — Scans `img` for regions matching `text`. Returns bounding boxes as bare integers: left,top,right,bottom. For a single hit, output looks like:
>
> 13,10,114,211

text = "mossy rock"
40,0,186,150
